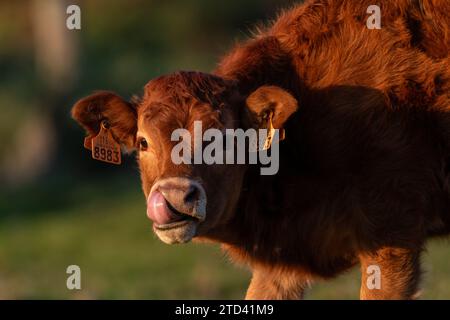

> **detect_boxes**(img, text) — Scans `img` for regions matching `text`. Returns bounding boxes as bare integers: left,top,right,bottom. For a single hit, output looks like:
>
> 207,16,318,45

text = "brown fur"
72,0,450,299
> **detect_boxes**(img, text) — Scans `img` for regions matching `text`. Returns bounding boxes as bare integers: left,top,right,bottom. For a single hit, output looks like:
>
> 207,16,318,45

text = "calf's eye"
139,138,148,151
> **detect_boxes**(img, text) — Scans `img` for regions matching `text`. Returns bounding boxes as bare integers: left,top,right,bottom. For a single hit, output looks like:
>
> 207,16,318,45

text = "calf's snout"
148,177,207,222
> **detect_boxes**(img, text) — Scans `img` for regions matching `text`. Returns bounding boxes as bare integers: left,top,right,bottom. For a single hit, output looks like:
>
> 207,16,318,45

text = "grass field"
1,176,450,299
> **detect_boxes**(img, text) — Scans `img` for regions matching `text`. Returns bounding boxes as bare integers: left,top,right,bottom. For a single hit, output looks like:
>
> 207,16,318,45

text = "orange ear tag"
262,115,276,150
248,113,286,152
89,122,122,165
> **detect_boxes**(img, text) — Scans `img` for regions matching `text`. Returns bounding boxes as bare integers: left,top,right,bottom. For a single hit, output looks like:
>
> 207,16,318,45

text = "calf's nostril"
184,185,199,204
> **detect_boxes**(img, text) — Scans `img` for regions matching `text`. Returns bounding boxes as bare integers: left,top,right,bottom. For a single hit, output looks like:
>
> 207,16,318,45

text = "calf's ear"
245,86,298,130
71,91,137,150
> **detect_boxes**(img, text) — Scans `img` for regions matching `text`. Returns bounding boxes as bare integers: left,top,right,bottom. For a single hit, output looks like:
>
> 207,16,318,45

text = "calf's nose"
158,182,201,210
184,184,200,204
149,177,207,222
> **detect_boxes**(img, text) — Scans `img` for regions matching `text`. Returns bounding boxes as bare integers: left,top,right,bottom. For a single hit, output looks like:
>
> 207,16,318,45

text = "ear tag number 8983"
90,122,121,165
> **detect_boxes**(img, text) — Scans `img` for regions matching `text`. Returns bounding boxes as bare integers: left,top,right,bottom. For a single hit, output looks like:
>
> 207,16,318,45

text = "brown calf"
72,0,450,299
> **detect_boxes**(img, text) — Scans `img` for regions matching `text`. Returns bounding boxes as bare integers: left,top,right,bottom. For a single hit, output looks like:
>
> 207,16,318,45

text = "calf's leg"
359,247,422,300
245,267,311,300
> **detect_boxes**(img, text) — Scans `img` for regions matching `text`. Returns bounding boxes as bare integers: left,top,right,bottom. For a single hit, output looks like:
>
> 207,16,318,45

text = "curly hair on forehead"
143,71,235,108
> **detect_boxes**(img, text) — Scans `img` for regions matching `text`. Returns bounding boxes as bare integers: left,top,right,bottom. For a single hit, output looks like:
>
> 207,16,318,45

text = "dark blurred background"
0,0,449,299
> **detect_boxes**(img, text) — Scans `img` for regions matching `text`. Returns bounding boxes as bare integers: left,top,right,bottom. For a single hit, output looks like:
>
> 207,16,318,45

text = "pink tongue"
147,191,179,225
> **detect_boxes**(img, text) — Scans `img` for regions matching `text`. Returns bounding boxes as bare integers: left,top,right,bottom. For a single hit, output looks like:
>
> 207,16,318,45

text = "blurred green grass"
1,178,450,299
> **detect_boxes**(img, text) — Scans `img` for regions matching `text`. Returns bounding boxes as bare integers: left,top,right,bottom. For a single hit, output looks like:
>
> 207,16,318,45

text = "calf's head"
72,72,297,244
